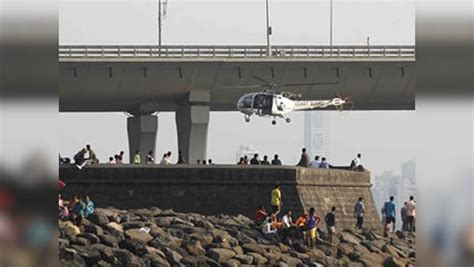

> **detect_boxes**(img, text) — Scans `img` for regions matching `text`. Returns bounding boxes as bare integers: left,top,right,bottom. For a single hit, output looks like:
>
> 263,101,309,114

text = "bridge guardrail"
59,45,415,59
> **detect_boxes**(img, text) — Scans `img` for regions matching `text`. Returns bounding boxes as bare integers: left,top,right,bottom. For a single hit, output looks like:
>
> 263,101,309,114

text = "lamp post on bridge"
330,0,333,48
266,0,272,57
158,0,168,47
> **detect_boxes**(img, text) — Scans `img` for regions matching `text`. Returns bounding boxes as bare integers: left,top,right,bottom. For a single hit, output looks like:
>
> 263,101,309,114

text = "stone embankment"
59,207,415,266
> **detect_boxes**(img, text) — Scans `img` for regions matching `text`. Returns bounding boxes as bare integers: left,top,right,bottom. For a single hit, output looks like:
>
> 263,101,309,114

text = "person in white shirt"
159,153,171,165
351,153,364,171
261,217,277,239
282,210,294,228
309,156,321,168
406,196,416,232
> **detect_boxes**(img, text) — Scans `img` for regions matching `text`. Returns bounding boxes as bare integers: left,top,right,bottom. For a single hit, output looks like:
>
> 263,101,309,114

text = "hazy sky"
59,0,415,176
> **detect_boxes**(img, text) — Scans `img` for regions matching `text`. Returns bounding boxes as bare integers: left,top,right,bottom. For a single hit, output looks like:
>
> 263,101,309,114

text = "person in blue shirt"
73,195,86,225
84,194,95,217
382,196,396,233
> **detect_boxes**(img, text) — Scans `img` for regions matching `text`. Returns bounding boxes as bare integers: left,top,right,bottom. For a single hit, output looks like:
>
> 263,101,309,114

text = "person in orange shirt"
271,216,284,230
295,212,308,239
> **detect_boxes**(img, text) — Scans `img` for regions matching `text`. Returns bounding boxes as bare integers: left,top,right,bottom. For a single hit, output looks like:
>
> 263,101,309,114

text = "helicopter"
232,76,353,125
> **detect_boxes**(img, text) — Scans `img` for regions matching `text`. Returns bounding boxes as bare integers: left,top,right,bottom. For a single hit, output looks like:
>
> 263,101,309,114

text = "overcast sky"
59,0,415,176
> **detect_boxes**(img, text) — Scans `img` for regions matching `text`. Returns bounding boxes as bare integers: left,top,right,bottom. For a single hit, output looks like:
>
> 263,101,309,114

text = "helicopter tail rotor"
333,94,354,112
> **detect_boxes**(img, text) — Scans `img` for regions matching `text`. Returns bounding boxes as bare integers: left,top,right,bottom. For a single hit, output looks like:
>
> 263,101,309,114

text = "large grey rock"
125,228,154,243
184,239,206,256
163,247,185,267
242,243,265,254
84,224,104,236
280,253,303,265
119,238,147,256
247,252,268,265
383,256,405,267
207,248,236,263
234,254,253,264
99,234,119,248
60,221,81,236
88,211,110,226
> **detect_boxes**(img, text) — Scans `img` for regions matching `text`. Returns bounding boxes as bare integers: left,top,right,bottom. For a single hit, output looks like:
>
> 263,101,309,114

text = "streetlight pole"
158,0,162,47
330,0,333,48
266,0,272,56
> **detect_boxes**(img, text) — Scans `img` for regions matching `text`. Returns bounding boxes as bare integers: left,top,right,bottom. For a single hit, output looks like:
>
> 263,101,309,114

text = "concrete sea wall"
59,165,380,230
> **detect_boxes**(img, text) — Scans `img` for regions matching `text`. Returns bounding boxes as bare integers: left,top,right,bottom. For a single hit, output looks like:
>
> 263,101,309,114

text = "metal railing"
59,45,415,59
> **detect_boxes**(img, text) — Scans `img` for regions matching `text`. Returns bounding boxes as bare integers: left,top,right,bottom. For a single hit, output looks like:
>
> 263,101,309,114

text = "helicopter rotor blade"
223,84,266,89
252,76,273,86
279,82,340,87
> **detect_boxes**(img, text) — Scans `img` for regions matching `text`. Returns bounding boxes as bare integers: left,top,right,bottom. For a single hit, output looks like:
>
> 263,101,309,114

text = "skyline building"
304,111,331,161
236,144,259,163
372,160,416,221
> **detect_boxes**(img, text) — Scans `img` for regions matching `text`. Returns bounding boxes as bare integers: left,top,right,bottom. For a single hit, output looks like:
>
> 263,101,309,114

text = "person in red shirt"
254,206,268,226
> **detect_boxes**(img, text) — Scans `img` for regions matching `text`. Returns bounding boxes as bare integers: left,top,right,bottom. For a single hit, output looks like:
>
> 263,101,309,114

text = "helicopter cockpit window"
238,95,253,109
252,93,273,115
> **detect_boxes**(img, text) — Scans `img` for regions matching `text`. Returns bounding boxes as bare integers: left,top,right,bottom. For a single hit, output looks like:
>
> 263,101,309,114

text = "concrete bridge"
59,45,415,163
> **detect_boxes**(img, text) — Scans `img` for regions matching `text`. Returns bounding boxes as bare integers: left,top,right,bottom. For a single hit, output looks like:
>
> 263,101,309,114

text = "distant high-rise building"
304,111,331,160
372,160,416,222
399,160,416,201
236,144,259,163
372,171,401,217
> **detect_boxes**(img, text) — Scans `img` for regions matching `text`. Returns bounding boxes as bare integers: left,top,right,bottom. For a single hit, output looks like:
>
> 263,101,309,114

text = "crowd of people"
237,154,281,165
236,148,364,171
253,184,338,249
61,145,364,173
58,193,95,226
254,184,416,248
380,195,416,238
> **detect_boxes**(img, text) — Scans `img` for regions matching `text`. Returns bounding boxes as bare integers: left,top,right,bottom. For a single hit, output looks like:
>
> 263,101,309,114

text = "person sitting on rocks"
306,207,321,249
281,210,297,245
237,157,245,165
271,215,284,231
282,210,294,229
243,155,249,165
84,195,95,218
58,194,69,220
254,206,268,226
107,156,115,164
261,217,278,240
72,195,85,225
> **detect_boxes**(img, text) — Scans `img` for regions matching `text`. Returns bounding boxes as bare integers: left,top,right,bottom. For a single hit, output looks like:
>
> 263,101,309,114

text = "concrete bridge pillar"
175,91,210,164
127,114,158,164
